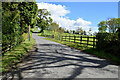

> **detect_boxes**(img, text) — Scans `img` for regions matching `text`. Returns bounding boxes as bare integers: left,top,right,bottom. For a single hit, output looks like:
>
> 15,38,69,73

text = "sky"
36,2,118,34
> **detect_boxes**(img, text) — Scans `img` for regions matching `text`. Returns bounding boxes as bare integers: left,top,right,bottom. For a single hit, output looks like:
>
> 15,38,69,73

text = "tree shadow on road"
10,43,116,79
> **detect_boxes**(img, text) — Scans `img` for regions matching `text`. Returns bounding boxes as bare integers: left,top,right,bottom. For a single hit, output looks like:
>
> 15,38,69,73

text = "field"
38,30,97,48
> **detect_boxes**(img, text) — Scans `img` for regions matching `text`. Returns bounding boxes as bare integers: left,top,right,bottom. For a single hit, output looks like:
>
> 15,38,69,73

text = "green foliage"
65,30,69,33
37,9,53,33
48,22,59,32
83,30,86,35
97,18,120,58
76,27,84,35
98,18,120,33
98,21,107,33
2,2,22,50
18,2,38,33
96,33,120,57
97,18,120,59
88,28,92,36
73,30,75,34
57,27,65,33
86,48,120,64
2,2,38,52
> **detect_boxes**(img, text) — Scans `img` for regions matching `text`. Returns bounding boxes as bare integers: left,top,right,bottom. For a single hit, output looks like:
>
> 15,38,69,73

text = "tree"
18,2,38,41
73,30,75,34
106,18,117,33
76,27,84,35
18,2,38,33
57,27,65,35
70,30,72,34
49,22,59,32
83,30,86,35
88,28,92,36
98,18,120,33
2,2,38,48
65,30,69,33
93,31,97,36
116,18,120,39
37,9,53,33
98,21,107,33
2,2,22,45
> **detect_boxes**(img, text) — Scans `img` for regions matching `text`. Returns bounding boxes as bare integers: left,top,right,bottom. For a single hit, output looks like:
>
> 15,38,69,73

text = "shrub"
96,33,120,57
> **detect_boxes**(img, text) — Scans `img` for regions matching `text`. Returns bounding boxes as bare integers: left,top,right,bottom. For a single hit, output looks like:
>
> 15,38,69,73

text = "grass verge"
2,36,35,73
44,37,120,64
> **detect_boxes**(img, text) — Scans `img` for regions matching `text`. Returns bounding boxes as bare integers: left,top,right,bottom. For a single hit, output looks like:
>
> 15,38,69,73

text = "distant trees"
83,30,87,35
57,27,65,34
88,28,92,36
76,27,84,35
73,30,75,34
64,30,69,33
48,22,59,32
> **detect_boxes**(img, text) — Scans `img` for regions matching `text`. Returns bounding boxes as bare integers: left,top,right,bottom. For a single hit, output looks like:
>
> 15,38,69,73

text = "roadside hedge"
2,2,38,53
96,33,120,57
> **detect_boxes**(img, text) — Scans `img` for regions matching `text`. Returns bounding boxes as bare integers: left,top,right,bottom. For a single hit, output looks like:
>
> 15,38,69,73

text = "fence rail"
45,35,97,48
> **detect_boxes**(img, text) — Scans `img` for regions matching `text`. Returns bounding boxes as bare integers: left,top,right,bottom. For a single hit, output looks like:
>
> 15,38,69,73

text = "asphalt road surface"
7,32,119,79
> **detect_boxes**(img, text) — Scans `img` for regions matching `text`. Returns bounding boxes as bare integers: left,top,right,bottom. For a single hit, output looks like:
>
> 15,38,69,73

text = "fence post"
74,36,76,43
69,35,70,42
87,37,89,46
93,37,95,48
80,36,82,44
59,36,60,40
65,36,66,41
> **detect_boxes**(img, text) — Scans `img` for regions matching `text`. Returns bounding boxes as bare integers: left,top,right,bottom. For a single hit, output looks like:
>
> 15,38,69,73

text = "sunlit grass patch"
2,37,35,73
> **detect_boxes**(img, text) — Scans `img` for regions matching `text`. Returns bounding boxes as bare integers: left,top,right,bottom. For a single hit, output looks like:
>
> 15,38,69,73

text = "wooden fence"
45,35,97,48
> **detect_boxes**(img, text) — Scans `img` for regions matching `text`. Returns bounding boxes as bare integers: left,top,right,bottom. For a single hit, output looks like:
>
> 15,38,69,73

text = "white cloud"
37,3,70,17
37,2,97,34
75,18,91,26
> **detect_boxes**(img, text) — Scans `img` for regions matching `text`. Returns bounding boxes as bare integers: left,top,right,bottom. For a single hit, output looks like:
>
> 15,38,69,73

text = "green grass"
86,48,120,64
45,37,92,50
1,33,35,73
38,30,97,48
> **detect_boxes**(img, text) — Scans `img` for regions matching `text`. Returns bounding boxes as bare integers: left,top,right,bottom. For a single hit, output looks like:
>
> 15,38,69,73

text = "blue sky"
36,2,118,33
48,2,118,27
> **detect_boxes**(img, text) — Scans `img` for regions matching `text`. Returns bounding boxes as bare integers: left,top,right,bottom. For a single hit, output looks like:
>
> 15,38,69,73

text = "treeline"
2,2,38,52
97,18,120,57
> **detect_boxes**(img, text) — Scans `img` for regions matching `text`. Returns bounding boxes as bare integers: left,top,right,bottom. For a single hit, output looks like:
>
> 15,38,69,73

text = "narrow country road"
8,32,118,79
